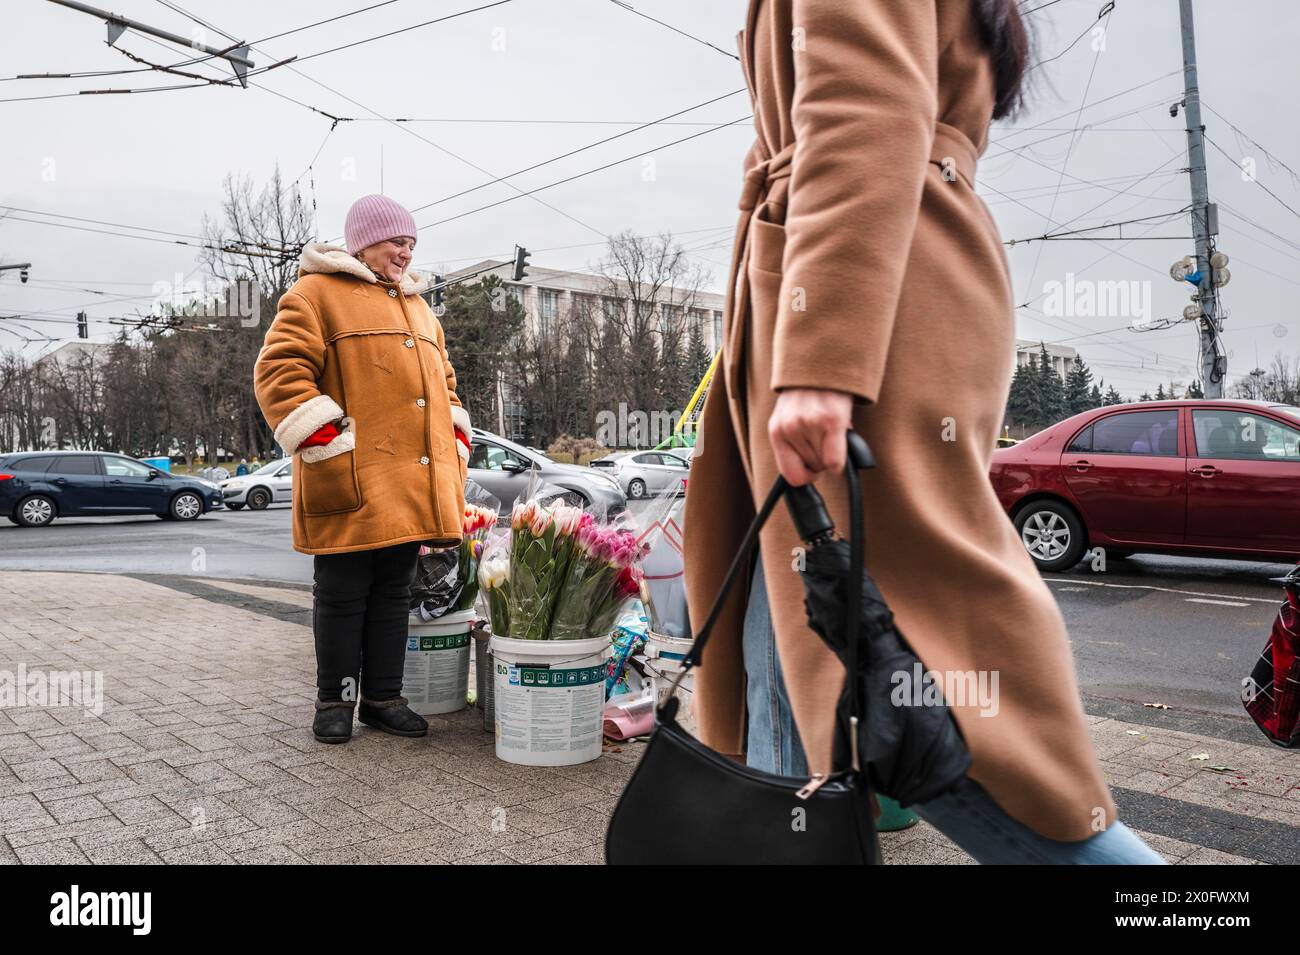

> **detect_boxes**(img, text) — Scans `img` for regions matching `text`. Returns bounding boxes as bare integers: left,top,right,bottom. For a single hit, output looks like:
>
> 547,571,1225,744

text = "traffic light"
76,311,88,339
512,245,531,282
19,269,28,284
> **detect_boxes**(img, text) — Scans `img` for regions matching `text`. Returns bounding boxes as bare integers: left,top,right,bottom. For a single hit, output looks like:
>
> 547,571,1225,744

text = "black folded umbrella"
783,431,971,807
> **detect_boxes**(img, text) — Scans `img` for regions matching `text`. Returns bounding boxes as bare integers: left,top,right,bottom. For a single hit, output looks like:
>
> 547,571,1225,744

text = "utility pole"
1177,0,1226,397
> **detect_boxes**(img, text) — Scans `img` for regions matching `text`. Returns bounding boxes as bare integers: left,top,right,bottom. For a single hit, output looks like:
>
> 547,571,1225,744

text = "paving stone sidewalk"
0,570,1293,864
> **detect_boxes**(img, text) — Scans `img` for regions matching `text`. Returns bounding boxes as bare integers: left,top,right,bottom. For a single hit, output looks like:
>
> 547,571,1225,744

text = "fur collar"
298,242,427,296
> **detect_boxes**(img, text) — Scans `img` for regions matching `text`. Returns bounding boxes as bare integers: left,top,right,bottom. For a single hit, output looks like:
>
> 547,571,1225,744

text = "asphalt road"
0,504,1291,719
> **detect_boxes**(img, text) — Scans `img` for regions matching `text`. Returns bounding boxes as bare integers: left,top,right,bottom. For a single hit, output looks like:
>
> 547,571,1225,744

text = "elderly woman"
254,194,470,744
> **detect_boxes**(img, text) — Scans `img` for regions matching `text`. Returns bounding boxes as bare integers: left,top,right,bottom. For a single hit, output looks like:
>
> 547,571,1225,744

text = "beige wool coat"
681,0,1117,841
254,243,469,555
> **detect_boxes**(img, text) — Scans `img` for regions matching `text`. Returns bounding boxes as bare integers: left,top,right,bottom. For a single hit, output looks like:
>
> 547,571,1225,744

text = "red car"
990,399,1300,571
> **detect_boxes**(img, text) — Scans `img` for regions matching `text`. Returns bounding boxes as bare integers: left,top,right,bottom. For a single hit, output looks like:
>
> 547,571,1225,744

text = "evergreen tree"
1104,384,1123,405
1139,391,1152,402
1005,359,1040,434
1064,355,1095,415
684,317,712,403
1037,344,1067,424
1089,383,1103,407
1155,384,1166,400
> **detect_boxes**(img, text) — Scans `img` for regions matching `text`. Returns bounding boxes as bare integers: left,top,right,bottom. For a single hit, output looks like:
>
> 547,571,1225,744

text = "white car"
609,450,691,499
220,458,292,510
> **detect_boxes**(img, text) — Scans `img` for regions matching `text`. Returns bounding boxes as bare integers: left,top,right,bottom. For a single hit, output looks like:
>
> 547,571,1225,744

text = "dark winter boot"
358,696,428,738
313,700,355,744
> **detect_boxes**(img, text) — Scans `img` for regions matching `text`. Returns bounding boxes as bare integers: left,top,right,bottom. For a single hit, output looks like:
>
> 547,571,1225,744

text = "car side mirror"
502,460,528,474
147,470,159,480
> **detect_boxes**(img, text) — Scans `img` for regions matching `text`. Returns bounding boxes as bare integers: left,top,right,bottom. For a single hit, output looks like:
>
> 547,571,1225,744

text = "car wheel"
226,502,244,511
627,478,646,500
6,515,18,525
15,495,56,527
170,491,204,521
247,487,271,510
1014,501,1087,572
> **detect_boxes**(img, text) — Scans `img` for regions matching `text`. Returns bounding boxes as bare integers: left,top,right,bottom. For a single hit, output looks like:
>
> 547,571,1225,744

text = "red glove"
300,421,340,449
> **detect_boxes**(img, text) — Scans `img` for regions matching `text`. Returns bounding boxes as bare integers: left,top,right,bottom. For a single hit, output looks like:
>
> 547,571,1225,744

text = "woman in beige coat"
681,0,1163,862
254,194,470,744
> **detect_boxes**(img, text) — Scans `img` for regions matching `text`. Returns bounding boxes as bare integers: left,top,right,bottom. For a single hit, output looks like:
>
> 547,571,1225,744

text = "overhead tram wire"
604,1,739,61
418,116,753,231
1204,134,1300,223
1019,2,1115,307
404,89,747,216
3,0,515,101
152,0,615,242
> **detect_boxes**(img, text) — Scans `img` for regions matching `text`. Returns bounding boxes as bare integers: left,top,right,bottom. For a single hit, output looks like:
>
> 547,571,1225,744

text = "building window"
538,289,559,336
661,304,679,336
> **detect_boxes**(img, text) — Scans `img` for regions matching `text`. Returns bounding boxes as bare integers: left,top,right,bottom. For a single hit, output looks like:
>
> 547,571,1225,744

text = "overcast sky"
2,0,1297,397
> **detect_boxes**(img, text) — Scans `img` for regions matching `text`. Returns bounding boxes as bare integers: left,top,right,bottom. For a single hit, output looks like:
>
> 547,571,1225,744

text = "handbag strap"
667,430,872,752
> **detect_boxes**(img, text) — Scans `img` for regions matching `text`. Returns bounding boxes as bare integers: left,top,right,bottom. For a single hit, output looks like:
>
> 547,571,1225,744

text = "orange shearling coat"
254,243,469,555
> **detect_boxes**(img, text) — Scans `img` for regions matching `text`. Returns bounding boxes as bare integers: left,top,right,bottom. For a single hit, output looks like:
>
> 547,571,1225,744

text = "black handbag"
605,448,879,865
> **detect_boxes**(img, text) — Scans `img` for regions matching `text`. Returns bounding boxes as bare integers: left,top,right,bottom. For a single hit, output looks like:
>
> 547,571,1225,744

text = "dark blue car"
0,451,223,527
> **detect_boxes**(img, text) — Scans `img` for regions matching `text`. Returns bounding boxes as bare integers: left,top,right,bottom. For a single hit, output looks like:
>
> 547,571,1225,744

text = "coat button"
416,398,426,407
419,456,430,465
404,338,414,348
388,288,398,297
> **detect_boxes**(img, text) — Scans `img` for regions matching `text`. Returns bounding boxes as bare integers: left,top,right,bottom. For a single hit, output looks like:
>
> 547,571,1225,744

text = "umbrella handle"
786,430,874,543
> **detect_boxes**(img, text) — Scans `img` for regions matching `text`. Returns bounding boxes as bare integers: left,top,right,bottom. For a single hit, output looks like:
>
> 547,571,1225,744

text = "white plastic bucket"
490,634,612,766
644,631,696,735
404,609,474,715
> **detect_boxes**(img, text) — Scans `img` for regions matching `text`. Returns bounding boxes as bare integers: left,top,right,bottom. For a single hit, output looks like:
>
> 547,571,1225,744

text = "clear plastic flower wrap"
476,527,511,638
549,512,650,640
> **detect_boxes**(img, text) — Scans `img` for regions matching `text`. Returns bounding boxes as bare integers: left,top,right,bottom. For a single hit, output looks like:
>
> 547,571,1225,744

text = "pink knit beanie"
344,194,418,255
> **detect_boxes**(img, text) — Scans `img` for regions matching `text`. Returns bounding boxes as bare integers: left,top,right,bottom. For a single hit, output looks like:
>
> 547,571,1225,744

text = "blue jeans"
741,554,1166,865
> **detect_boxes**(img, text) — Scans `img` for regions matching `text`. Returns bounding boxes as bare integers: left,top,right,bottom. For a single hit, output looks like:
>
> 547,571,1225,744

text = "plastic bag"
506,466,646,640
409,547,460,619
409,479,499,620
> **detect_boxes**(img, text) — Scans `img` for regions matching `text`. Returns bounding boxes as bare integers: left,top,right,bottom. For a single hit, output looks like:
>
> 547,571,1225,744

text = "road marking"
1043,576,1279,605
1184,597,1251,608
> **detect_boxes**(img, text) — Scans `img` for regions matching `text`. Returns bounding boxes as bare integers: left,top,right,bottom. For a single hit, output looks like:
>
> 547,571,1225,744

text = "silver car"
220,458,292,510
468,429,626,514
609,449,690,500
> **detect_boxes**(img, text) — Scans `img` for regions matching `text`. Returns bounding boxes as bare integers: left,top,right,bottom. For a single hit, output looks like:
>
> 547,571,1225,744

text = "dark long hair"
972,0,1032,119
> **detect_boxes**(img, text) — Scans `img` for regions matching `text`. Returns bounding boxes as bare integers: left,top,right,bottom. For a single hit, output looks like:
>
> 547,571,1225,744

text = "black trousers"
312,541,420,703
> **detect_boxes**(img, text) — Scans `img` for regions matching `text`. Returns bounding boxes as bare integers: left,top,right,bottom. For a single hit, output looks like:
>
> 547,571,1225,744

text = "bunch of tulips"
507,500,646,640
454,503,497,611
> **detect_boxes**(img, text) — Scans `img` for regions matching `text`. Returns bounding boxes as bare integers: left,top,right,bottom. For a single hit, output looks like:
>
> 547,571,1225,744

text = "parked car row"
14,401,1292,577
0,451,223,526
